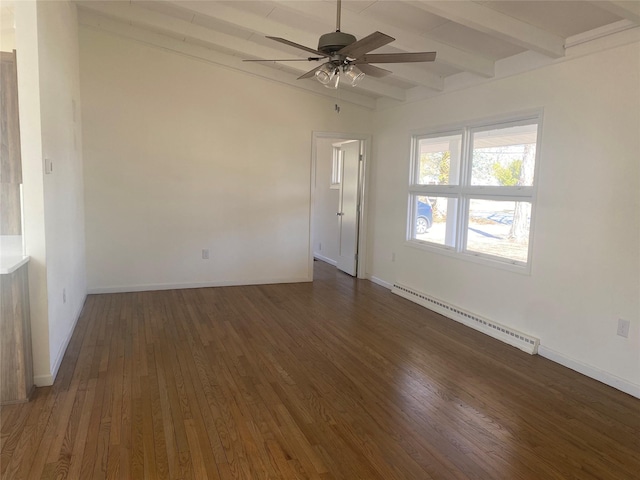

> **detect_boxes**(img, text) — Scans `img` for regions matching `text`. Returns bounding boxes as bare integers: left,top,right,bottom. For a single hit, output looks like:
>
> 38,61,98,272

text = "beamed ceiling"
75,0,640,108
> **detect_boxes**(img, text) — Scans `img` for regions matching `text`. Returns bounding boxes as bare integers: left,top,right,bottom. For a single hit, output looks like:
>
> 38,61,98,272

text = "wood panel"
1,50,23,236
0,183,21,235
0,51,22,184
0,263,33,405
0,260,638,479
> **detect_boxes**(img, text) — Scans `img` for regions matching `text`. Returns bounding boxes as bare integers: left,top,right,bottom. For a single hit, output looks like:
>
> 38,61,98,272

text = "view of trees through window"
410,119,539,266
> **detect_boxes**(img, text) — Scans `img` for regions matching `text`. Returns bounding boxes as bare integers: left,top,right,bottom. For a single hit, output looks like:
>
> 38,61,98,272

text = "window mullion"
407,112,540,270
462,186,534,198
455,128,471,252
409,185,463,196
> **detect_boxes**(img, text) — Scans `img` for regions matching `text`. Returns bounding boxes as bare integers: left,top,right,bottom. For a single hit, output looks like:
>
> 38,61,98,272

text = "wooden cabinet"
1,50,22,184
1,50,23,235
0,262,34,405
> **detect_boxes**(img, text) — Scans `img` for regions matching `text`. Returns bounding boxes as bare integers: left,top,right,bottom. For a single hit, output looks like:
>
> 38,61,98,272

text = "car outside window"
407,113,541,271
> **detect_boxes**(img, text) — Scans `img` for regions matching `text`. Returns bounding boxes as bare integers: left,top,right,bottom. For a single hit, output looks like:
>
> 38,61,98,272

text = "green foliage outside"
492,159,522,186
420,151,450,185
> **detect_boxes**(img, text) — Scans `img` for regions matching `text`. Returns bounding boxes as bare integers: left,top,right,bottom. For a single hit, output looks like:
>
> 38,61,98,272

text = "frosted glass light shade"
315,63,335,85
324,70,340,89
343,65,365,86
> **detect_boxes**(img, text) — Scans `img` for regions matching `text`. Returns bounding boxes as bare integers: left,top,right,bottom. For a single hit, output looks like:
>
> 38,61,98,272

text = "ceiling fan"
243,0,436,89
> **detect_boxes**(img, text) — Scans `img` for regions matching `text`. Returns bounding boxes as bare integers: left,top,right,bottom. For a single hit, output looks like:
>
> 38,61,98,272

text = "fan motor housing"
318,31,357,54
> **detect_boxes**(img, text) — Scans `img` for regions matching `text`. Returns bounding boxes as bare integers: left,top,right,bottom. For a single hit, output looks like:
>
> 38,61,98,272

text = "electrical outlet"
63,288,66,304
202,249,210,260
391,252,396,262
617,318,630,338
319,242,322,251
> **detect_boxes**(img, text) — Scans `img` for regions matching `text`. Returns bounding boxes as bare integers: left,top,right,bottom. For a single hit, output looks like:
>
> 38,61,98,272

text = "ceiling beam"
590,1,640,24
159,0,443,90
78,9,378,109
380,63,443,91
76,1,406,100
408,0,566,58
78,2,303,64
271,0,495,78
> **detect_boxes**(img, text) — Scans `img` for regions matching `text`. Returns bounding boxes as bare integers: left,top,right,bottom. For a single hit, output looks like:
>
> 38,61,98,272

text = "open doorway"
310,132,370,278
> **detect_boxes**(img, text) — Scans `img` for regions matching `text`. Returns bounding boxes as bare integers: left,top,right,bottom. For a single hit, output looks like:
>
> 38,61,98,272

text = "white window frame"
407,112,543,273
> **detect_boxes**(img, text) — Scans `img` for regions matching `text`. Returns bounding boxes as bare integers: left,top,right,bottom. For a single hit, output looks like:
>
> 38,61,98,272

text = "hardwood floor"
1,260,639,479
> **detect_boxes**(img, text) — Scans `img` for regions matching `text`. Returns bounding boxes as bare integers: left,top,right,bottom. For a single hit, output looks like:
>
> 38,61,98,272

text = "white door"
336,141,360,276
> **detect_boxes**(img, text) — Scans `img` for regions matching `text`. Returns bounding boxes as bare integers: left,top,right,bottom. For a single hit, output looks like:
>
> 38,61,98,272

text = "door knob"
336,212,344,216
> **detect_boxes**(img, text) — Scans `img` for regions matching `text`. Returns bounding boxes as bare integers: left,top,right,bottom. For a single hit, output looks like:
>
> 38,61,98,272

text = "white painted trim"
310,132,372,281
384,26,640,111
49,295,86,382
565,19,637,49
34,293,87,387
412,1,565,58
406,110,543,275
34,374,54,388
88,277,310,295
368,276,392,290
313,253,337,267
538,345,640,399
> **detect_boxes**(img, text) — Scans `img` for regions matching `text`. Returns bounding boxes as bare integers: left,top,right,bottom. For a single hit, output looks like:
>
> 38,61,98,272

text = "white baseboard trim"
538,345,640,399
34,374,54,387
313,253,337,266
368,275,392,290
88,277,310,294
34,293,87,387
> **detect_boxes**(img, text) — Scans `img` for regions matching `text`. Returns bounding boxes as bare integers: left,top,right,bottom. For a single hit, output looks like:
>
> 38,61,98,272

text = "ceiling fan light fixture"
324,69,340,89
252,1,437,88
343,65,365,87
315,63,335,85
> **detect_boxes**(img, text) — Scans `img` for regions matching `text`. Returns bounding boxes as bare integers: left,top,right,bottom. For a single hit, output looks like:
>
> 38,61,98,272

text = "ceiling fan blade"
337,31,394,58
266,36,328,57
243,58,323,62
297,64,325,80
355,52,437,64
356,63,393,78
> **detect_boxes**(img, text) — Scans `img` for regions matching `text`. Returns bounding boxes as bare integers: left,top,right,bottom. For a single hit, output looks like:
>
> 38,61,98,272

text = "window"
408,114,541,269
330,146,343,189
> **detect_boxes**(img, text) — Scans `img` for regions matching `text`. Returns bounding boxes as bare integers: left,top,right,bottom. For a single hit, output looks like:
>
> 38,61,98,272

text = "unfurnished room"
0,0,639,478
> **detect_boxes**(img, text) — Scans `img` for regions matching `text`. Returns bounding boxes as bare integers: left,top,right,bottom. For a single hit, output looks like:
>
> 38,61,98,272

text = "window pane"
470,124,537,187
416,134,462,185
412,195,457,247
466,199,531,263
331,147,342,187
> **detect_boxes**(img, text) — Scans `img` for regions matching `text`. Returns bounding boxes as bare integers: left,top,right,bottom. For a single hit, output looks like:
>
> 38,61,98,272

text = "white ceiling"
27,1,640,106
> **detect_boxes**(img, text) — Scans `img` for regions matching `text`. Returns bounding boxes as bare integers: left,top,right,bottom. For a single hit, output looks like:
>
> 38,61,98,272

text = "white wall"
14,0,49,383
38,0,87,382
1,25,15,51
369,40,640,394
14,0,87,385
80,28,373,292
313,138,340,264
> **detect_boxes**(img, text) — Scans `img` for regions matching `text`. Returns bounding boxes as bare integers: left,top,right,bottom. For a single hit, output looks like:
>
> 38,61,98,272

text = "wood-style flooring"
1,260,639,479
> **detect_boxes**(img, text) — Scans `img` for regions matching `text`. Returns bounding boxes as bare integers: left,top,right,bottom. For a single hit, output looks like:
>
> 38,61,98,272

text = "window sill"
405,239,532,275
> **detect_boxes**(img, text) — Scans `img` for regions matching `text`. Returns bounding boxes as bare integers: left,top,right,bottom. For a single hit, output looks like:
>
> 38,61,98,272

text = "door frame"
309,131,371,279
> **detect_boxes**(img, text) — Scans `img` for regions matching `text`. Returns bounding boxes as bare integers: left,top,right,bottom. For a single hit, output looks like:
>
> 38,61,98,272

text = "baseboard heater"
392,283,539,355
